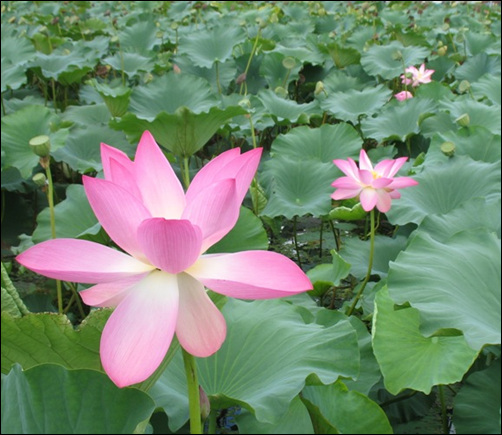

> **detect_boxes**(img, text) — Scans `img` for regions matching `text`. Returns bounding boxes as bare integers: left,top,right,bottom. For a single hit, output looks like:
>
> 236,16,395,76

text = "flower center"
371,171,381,180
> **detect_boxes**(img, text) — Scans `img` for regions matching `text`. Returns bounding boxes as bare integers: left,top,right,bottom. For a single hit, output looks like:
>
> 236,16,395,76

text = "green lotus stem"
51,79,57,113
439,385,449,434
45,162,63,314
66,282,86,319
183,156,191,189
347,209,375,316
329,219,340,251
319,221,323,258
207,409,217,434
182,349,202,434
248,113,257,149
240,29,261,95
293,216,302,268
215,61,222,94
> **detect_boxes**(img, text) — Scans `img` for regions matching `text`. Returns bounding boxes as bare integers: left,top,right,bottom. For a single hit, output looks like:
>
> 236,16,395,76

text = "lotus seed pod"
29,135,51,158
440,141,456,157
455,113,470,127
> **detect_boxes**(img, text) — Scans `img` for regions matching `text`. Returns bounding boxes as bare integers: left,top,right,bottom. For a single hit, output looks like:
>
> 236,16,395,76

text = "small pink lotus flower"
17,131,312,387
331,149,418,213
394,91,413,101
400,63,434,87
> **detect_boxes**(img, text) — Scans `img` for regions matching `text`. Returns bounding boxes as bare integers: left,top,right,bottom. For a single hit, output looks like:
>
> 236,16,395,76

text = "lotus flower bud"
440,141,456,157
314,81,325,95
29,135,51,158
199,386,210,421
437,46,448,56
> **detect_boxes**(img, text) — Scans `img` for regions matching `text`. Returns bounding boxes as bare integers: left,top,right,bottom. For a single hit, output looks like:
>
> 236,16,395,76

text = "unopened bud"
238,98,251,108
440,141,456,157
173,64,181,74
314,81,325,95
29,135,51,157
455,113,470,127
236,72,247,85
199,386,210,421
32,173,48,187
282,57,296,70
437,46,447,56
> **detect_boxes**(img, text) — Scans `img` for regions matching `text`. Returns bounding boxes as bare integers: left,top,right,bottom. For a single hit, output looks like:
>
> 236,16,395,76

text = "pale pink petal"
388,177,419,189
186,148,262,204
80,274,147,308
187,251,312,299
405,66,418,75
108,158,142,201
137,218,202,274
372,177,393,189
400,76,412,86
394,91,413,101
134,131,186,219
358,150,374,172
386,157,409,177
176,273,226,357
17,239,154,283
373,159,396,177
375,190,392,213
83,176,151,261
101,144,134,182
182,179,240,253
331,176,362,189
390,190,401,199
359,170,374,186
333,158,360,179
331,188,362,200
359,188,378,211
101,270,179,387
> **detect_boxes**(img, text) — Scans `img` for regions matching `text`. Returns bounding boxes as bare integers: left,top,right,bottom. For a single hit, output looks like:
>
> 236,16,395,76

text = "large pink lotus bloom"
17,131,312,387
394,91,413,101
331,149,418,213
400,63,434,87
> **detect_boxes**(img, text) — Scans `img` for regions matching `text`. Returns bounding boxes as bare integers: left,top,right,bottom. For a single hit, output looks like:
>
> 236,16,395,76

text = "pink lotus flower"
331,149,418,213
394,91,413,101
17,131,312,387
400,63,434,87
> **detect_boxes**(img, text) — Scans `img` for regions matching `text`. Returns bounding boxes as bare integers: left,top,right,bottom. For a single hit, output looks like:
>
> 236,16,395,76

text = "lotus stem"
182,349,202,434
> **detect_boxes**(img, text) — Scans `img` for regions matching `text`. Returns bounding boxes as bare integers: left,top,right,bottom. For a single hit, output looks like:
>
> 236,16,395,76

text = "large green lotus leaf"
259,52,302,89
1,309,111,374
326,41,361,68
361,41,430,80
387,230,501,350
387,156,500,225
1,105,69,178
419,197,501,241
261,158,336,219
62,103,111,127
465,32,499,56
440,98,501,135
31,185,102,244
372,287,478,395
237,396,314,434
307,249,351,294
1,37,36,92
52,126,134,173
150,298,359,430
429,127,501,164
301,381,392,434
455,53,501,83
472,74,501,105
361,98,436,142
271,39,326,65
257,90,320,124
454,359,501,434
103,52,154,77
118,19,159,53
208,207,268,254
1,364,155,434
30,51,93,84
323,69,367,93
128,73,218,120
269,124,362,164
178,24,246,69
341,234,409,279
320,85,392,124
114,105,246,157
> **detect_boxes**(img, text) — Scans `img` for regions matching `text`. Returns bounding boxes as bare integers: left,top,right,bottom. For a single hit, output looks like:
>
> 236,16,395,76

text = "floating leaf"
1,364,155,434
372,287,478,395
320,85,392,124
454,359,501,435
302,381,392,434
1,309,111,373
361,41,429,80
387,230,501,350
386,156,501,225
150,298,359,431
257,90,320,124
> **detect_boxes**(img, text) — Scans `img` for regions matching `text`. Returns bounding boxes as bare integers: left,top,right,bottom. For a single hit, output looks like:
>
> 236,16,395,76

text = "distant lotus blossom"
331,149,418,213
401,63,435,87
394,91,413,101
17,131,312,387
